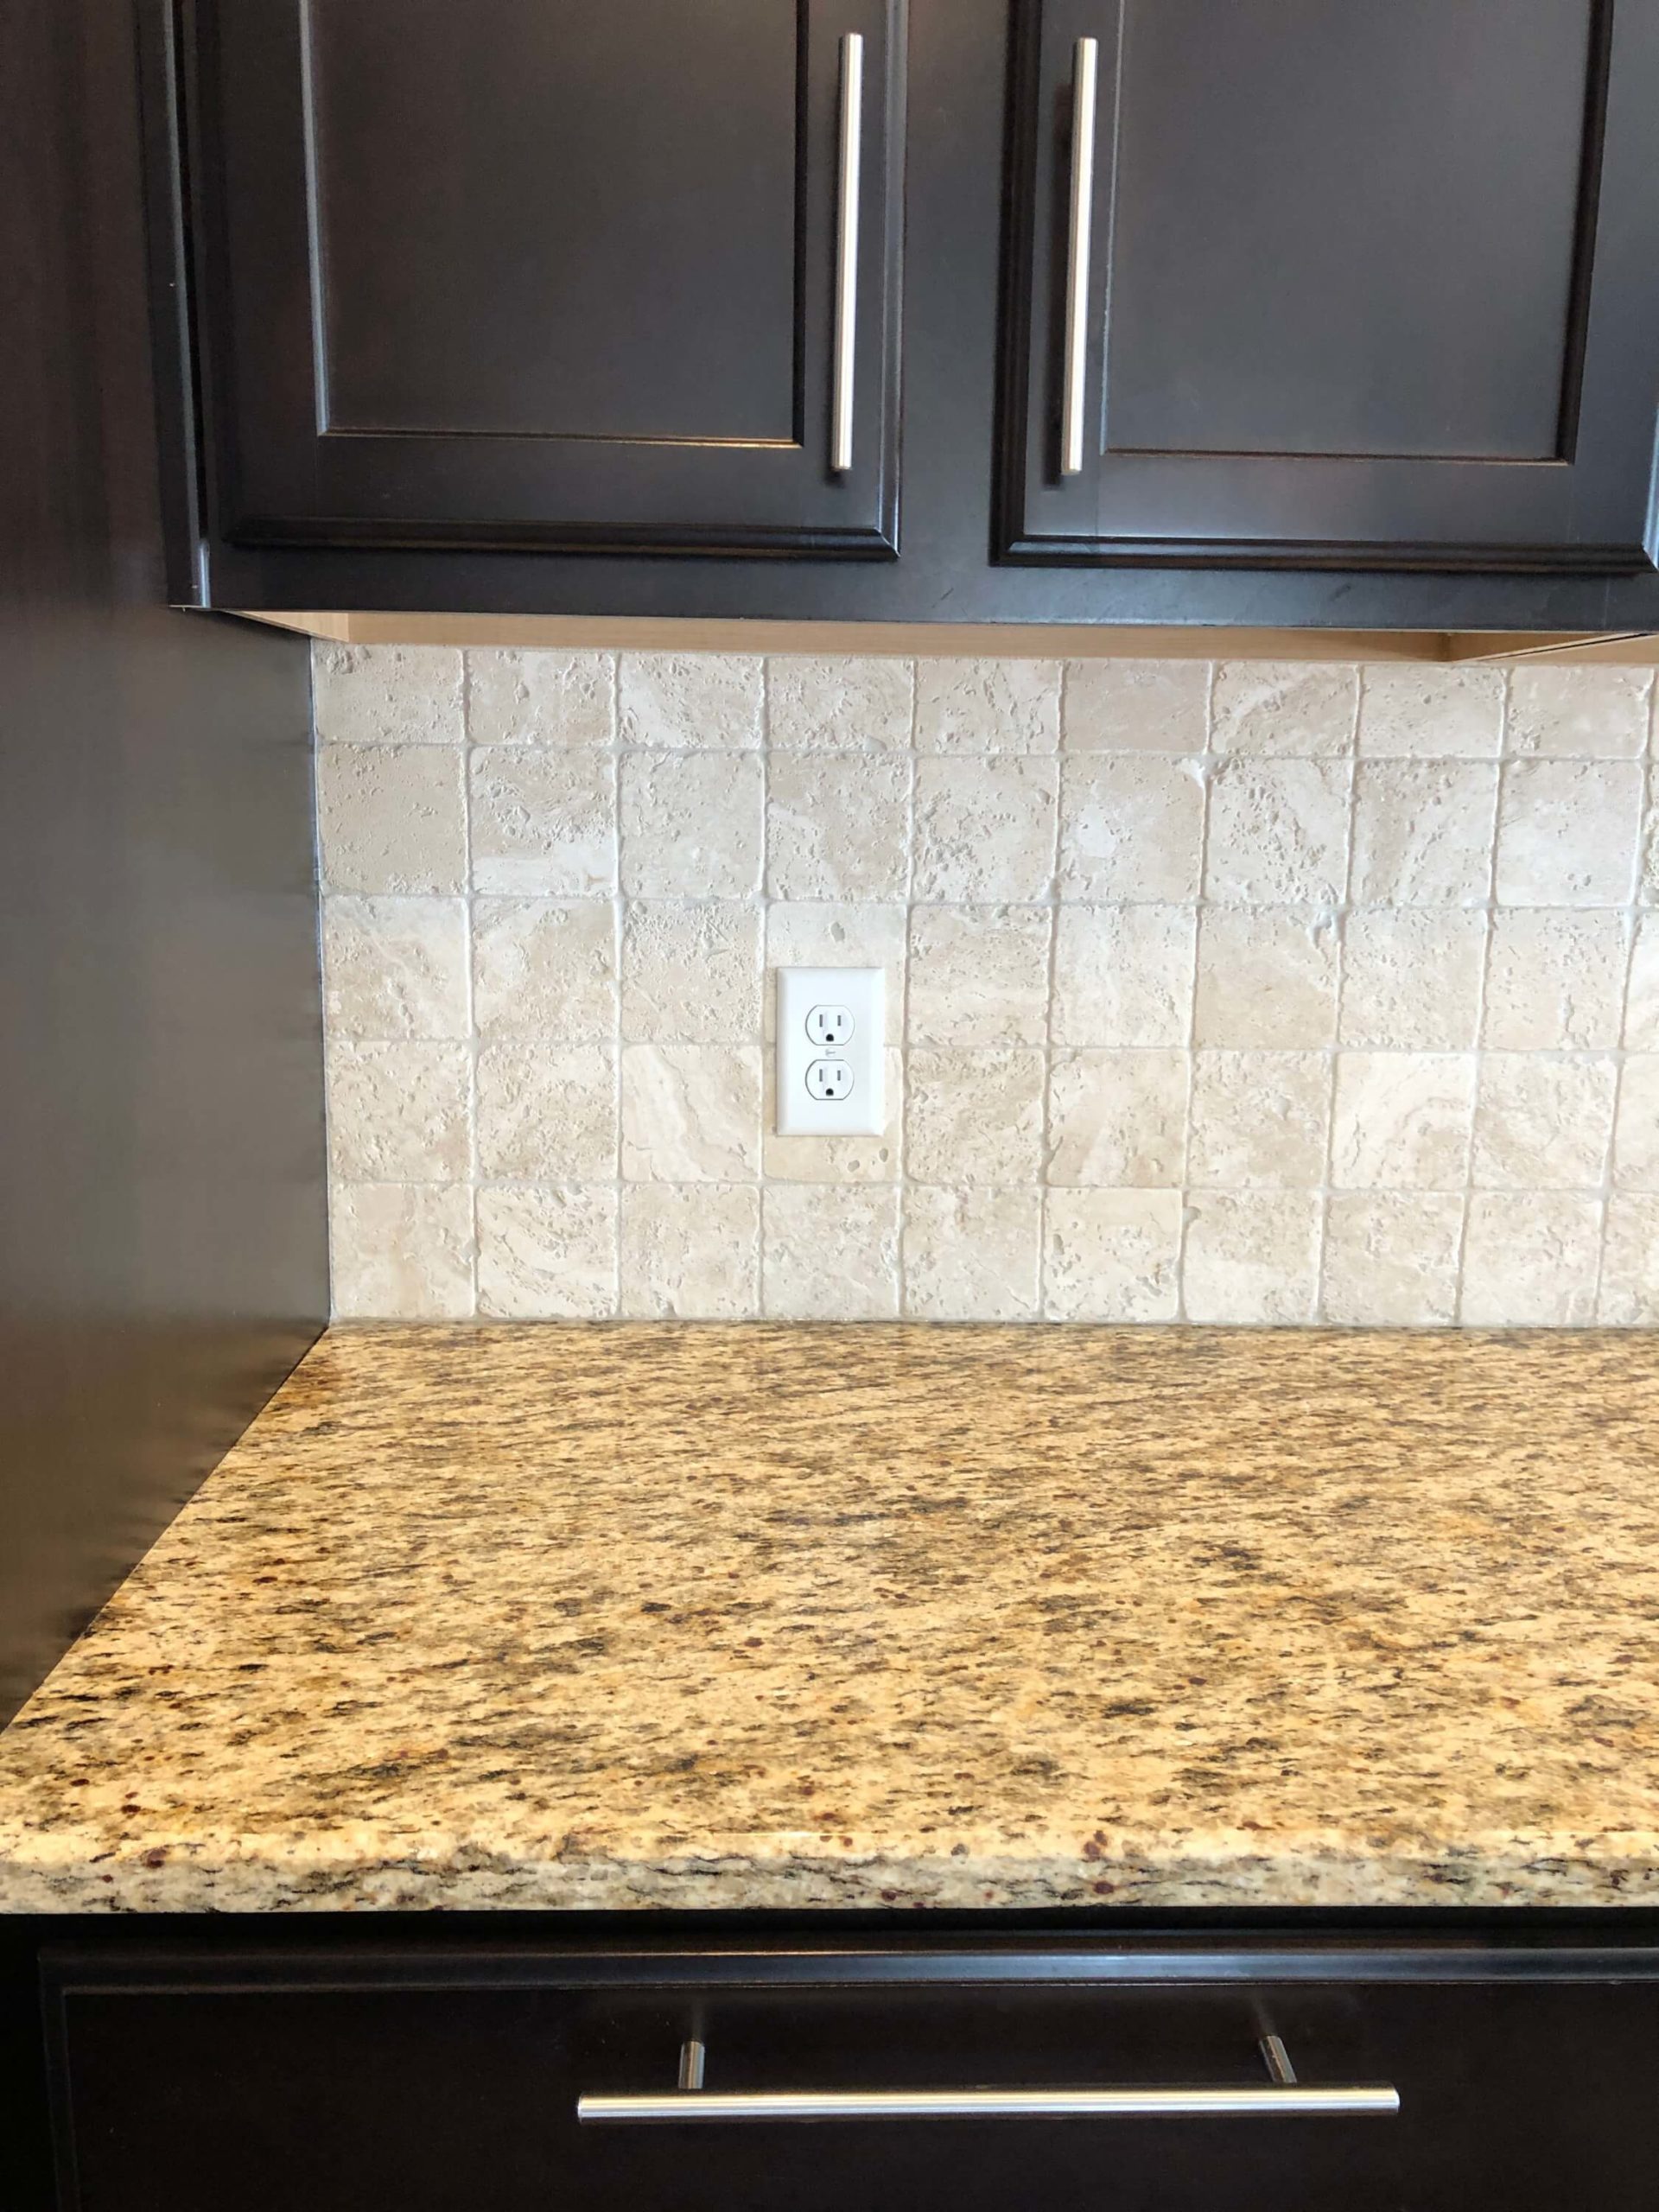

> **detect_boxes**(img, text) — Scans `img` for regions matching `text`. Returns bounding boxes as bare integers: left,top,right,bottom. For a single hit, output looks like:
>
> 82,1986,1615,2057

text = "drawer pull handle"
1059,35,1100,477
577,2034,1400,2124
830,30,864,473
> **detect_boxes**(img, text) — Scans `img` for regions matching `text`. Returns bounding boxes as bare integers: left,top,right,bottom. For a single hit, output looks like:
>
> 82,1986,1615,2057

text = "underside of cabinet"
230,610,1659,664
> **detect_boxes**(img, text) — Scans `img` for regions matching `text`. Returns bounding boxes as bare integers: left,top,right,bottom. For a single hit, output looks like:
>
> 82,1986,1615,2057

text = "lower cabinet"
42,1936,1659,2211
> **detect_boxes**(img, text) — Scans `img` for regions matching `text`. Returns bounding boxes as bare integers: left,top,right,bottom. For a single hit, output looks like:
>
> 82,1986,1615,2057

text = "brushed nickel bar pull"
831,30,865,473
579,2085,1400,2123
1060,35,1100,477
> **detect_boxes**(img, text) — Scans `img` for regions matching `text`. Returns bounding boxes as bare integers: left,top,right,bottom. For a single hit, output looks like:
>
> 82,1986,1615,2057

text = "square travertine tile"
330,1183,474,1319
901,1185,1042,1320
1350,760,1497,906
1193,907,1339,1048
1330,1053,1476,1191
474,1040,617,1182
475,1185,618,1319
1612,1054,1659,1190
1471,1054,1617,1190
1599,1193,1659,1324
1205,760,1350,905
1061,658,1209,753
473,899,618,1041
1321,1192,1463,1326
314,645,464,746
766,752,910,899
322,897,469,1040
1356,664,1504,758
915,658,1061,754
620,1043,762,1183
1042,1187,1182,1321
326,1040,470,1183
316,745,467,895
1052,904,1197,1048
1338,909,1486,1050
618,652,762,749
766,655,914,751
1210,663,1357,758
1506,664,1650,759
1626,915,1659,1048
1046,1050,1189,1185
905,1048,1046,1185
622,902,763,1044
1182,1192,1321,1324
620,751,764,898
1483,910,1629,1051
761,1184,900,1319
468,749,618,897
1187,1052,1330,1189
907,906,1052,1046
1495,760,1643,907
620,1184,760,1319
1459,1192,1602,1325
914,757,1058,900
466,648,614,747
1059,755,1205,901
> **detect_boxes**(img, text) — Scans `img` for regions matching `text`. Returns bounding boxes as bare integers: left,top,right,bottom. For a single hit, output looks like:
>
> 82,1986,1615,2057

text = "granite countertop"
1,1324,1657,1914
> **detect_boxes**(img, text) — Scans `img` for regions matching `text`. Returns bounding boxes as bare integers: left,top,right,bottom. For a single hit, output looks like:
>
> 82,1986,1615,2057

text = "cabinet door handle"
1060,34,1100,477
580,2084,1401,2122
579,2033,1400,2123
830,30,865,473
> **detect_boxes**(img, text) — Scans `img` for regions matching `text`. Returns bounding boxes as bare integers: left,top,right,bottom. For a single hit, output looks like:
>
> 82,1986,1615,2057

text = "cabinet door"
184,0,902,557
999,0,1659,572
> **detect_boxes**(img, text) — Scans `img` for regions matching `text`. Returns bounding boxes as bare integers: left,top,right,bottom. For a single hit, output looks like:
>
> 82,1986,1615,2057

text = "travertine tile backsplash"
316,645,1659,1325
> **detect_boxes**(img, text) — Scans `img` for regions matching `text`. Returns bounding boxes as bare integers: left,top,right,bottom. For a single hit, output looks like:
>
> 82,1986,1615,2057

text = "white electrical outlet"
776,967,885,1135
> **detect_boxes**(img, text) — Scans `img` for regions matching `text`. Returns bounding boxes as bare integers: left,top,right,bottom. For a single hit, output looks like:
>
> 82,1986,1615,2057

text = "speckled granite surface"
2,1324,1657,1913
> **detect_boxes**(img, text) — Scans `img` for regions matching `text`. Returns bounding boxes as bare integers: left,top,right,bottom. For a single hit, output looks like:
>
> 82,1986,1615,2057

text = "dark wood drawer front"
46,1958,1659,2212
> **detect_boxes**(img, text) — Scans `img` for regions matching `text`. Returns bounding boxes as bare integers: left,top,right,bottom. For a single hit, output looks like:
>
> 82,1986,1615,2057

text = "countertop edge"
7,1841,1659,1915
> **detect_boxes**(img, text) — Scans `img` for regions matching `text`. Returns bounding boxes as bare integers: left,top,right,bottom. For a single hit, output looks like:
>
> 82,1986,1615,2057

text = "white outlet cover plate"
776,967,885,1135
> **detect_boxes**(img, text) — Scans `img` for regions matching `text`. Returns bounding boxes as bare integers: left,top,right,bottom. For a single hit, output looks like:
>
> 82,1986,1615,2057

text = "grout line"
308,645,339,1321
1310,669,1362,1324
460,647,482,1319
608,652,626,1318
754,658,776,1320
1171,662,1217,1323
1033,669,1067,1321
1592,672,1655,1321
1451,669,1508,1325
893,657,918,1320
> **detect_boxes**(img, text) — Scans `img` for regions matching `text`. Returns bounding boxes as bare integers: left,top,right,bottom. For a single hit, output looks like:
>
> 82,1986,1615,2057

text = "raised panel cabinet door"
182,0,903,556
999,0,1659,571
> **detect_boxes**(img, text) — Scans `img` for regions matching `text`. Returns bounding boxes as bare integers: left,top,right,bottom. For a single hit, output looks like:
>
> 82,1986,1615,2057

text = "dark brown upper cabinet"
999,0,1659,575
182,0,903,558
